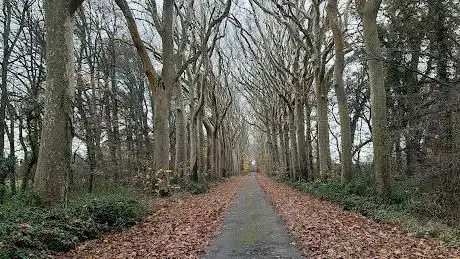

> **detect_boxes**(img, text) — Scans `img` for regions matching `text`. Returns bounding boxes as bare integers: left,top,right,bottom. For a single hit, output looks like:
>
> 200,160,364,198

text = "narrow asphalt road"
204,173,303,259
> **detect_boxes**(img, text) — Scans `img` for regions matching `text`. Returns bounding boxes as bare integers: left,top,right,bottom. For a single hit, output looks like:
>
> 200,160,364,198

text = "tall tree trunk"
0,0,12,161
75,85,96,193
211,133,218,178
283,122,291,175
109,38,121,181
168,108,176,170
88,61,100,193
270,121,280,172
190,101,204,182
23,115,39,191
141,96,151,159
315,122,320,178
115,0,172,173
220,129,227,177
198,112,205,174
404,37,422,176
0,1,13,200
316,75,331,180
288,108,299,179
189,117,199,181
205,130,212,176
35,0,83,202
190,61,208,181
356,0,391,198
311,0,331,181
295,91,309,179
305,102,314,178
327,0,353,183
278,120,286,172
174,88,186,174
135,81,145,160
7,108,16,196
18,117,28,191
153,0,174,172
266,135,274,174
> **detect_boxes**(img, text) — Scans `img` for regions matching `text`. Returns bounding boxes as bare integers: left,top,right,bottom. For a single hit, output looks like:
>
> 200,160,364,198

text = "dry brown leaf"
56,176,246,259
257,175,460,259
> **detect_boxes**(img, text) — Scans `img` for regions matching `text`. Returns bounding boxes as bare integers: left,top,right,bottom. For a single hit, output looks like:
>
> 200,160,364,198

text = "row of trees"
0,0,248,203
2,0,459,223
240,0,460,221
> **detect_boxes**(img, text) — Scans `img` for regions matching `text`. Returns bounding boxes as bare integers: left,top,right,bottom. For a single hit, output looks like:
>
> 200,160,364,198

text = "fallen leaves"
57,176,246,259
258,175,460,259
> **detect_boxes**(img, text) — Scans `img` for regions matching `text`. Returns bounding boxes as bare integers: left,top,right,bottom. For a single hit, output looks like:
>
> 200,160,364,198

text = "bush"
184,180,209,195
0,189,146,258
284,177,460,248
274,173,292,183
294,180,410,220
72,198,143,231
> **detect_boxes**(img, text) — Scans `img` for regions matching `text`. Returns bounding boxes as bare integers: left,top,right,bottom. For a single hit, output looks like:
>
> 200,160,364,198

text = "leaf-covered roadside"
58,176,246,258
258,175,460,258
0,189,146,258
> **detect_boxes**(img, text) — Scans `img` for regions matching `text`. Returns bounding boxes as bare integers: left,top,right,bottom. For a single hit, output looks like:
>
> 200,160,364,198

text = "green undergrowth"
181,175,231,195
275,174,460,248
183,179,210,195
0,187,147,258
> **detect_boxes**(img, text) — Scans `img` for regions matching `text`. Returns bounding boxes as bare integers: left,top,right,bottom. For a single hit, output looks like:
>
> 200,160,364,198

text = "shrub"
184,180,209,195
0,189,146,258
274,173,292,183
283,177,460,248
295,180,410,219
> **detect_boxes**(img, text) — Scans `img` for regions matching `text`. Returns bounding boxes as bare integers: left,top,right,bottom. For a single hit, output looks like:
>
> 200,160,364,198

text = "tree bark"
327,0,353,184
152,0,174,172
115,0,172,173
7,108,16,196
295,89,309,179
305,101,314,178
109,37,121,181
356,0,391,198
198,111,205,174
270,121,280,172
278,119,286,172
174,87,186,174
283,121,291,174
288,108,299,179
316,74,331,180
190,61,208,181
34,0,83,202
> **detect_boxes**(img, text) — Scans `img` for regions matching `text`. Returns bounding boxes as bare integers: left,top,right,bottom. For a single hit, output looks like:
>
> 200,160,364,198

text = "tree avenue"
0,0,459,253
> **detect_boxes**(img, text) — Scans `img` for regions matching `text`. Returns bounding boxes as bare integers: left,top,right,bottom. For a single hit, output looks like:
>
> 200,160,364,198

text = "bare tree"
34,0,85,202
355,0,391,198
327,0,353,183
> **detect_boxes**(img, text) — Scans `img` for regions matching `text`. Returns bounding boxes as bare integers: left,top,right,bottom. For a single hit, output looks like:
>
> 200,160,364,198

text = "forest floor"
58,176,246,258
58,174,460,259
258,175,460,258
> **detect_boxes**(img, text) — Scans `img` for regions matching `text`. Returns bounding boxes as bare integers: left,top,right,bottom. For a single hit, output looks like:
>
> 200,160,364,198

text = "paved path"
205,173,303,259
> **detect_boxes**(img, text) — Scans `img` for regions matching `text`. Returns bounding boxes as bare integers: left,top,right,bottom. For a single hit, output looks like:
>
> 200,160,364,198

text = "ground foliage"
0,189,146,258
287,175,460,247
58,176,246,258
258,175,460,258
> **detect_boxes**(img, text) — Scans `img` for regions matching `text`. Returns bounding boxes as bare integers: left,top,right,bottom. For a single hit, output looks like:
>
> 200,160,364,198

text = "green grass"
276,175,460,248
0,186,147,258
